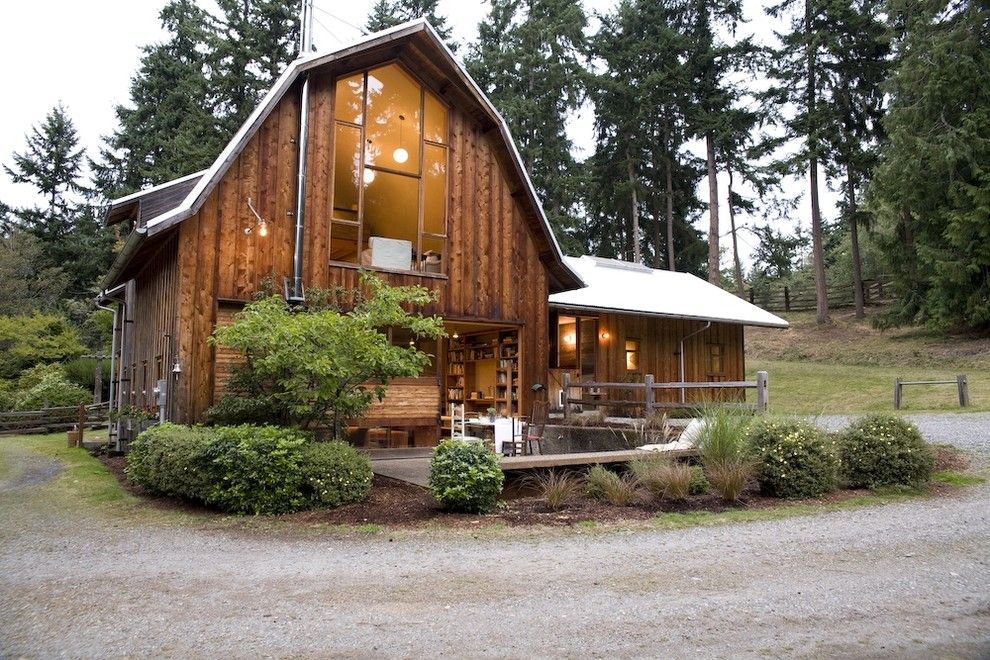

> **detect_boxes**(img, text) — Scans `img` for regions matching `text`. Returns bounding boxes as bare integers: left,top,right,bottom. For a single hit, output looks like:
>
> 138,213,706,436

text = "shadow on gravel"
0,455,63,493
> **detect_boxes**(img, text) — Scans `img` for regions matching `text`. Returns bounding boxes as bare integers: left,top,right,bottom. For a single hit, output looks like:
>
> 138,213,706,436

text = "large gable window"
331,63,448,274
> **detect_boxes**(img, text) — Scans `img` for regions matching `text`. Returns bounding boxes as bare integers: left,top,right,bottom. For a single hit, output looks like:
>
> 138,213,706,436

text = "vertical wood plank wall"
168,70,552,423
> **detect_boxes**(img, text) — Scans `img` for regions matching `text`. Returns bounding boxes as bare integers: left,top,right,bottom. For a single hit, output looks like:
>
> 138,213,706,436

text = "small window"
625,339,640,372
708,343,724,376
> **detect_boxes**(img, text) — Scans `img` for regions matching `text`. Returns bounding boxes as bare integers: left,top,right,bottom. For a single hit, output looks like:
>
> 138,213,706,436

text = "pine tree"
766,0,837,324
868,0,990,331
0,230,69,315
467,0,587,250
365,0,456,48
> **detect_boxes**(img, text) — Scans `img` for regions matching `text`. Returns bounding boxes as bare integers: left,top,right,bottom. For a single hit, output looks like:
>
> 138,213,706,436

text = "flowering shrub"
429,439,504,513
748,419,840,498
300,441,373,508
839,414,934,488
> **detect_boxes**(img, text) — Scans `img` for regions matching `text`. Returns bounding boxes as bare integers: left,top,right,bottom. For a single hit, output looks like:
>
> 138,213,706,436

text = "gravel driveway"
1,414,988,658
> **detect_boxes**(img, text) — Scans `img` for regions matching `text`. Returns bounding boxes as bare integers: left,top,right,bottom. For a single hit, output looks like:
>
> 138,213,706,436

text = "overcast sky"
0,0,835,271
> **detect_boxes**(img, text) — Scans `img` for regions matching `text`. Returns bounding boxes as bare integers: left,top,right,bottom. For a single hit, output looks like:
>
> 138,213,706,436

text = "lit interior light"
564,333,575,345
452,331,459,339
257,220,268,237
392,147,409,164
363,167,376,184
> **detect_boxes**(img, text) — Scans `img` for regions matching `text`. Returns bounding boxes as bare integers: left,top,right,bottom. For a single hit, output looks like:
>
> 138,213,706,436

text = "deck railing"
561,371,769,419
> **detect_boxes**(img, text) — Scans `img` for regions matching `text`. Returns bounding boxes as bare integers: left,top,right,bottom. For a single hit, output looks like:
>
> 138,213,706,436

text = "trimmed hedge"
429,439,504,513
126,424,373,515
300,441,374,508
839,414,934,488
748,419,840,498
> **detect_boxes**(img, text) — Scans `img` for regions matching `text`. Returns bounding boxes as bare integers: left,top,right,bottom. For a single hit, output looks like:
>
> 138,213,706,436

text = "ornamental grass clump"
525,470,584,511
839,414,934,488
696,407,754,502
629,453,692,501
585,465,639,507
748,419,840,498
429,439,504,513
300,441,374,508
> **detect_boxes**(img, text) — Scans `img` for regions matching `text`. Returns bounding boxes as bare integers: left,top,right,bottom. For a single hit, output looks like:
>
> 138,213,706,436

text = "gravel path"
1,414,989,658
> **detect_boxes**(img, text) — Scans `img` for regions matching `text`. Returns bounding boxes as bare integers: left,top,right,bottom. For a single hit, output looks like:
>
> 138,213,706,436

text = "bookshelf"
446,328,520,417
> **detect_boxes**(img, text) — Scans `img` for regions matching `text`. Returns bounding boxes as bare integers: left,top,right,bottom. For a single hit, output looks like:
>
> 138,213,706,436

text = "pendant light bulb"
392,147,409,164
363,167,376,184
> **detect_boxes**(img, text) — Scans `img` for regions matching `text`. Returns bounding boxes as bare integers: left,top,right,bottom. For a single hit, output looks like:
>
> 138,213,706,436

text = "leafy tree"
0,230,69,316
209,274,446,437
0,312,86,379
365,0,456,48
467,0,587,250
869,0,990,331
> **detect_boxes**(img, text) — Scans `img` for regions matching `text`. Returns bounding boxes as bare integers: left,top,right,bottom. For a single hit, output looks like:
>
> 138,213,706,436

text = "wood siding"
164,65,551,423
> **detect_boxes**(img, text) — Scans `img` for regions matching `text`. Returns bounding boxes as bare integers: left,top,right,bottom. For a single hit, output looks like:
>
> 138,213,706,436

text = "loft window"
625,339,640,372
331,63,448,274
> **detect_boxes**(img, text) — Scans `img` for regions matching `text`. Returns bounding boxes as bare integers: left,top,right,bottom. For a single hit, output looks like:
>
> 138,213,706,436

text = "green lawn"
747,359,990,415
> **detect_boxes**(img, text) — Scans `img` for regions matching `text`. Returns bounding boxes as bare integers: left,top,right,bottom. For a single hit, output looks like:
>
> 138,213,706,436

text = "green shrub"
204,425,309,515
429,439,504,513
688,465,710,495
0,312,86,379
300,441,373,508
204,394,280,426
63,357,110,393
13,363,90,410
839,414,935,488
748,419,840,498
127,423,214,501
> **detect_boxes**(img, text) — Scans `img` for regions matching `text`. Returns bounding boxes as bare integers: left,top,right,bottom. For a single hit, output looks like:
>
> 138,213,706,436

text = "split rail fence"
0,402,110,436
894,375,969,410
561,371,769,420
746,276,894,313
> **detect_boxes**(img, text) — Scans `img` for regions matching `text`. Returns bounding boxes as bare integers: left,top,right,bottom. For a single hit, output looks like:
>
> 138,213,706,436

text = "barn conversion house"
98,20,786,450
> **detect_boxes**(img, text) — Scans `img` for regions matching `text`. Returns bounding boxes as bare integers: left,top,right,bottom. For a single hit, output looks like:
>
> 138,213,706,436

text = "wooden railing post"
644,373,655,416
894,378,902,410
756,371,769,413
957,374,969,407
562,372,571,422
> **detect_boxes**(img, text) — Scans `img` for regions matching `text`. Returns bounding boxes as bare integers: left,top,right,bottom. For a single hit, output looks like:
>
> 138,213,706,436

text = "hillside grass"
745,309,990,415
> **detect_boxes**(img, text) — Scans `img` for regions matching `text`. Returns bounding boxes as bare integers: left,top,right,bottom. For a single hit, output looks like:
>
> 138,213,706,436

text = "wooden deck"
500,448,697,471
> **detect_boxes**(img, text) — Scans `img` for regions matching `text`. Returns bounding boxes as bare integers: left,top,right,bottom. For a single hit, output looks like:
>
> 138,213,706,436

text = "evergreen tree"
766,0,839,324
365,0,456,48
869,0,990,331
467,0,587,250
0,230,69,315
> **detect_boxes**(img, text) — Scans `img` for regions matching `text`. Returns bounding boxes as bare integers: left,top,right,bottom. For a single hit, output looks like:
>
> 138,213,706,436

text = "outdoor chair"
497,417,526,456
524,400,548,455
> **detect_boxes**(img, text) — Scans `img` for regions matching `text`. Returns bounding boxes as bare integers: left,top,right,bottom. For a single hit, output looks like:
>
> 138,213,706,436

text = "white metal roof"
549,256,789,328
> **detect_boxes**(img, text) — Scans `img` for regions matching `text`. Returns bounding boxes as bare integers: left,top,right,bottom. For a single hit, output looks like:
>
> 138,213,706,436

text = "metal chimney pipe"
291,0,314,303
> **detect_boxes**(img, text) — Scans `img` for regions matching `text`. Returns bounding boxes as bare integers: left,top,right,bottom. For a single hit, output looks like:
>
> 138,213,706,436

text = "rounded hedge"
839,414,934,488
300,441,374,508
429,439,504,513
748,419,840,498
126,423,214,500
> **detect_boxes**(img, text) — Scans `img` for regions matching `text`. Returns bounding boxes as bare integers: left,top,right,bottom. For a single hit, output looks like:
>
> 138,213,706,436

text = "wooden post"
644,373,655,416
562,372,571,422
93,356,103,405
783,286,791,312
78,404,87,446
957,374,969,407
756,371,769,413
894,378,902,410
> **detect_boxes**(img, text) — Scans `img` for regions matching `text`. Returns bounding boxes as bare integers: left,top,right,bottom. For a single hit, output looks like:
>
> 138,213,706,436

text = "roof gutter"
98,226,147,291
548,302,789,329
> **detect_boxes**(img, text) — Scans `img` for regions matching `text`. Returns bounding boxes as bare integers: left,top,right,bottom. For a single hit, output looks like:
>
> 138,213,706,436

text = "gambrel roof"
102,19,582,292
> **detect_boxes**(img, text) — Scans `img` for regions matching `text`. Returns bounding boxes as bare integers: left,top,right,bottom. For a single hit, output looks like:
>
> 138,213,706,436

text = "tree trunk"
626,150,642,263
806,0,829,325
847,166,865,319
727,169,744,297
665,157,676,271
706,133,720,284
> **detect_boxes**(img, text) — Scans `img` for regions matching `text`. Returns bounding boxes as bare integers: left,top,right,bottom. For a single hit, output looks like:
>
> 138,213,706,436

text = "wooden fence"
561,371,769,419
0,402,110,436
895,375,969,410
746,276,894,313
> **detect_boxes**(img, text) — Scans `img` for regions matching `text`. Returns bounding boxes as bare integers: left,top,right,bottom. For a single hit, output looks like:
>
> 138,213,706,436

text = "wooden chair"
525,400,548,455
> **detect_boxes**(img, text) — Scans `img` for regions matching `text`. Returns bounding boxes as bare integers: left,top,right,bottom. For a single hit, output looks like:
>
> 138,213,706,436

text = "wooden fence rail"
0,402,110,436
561,371,769,420
894,375,969,410
746,276,894,313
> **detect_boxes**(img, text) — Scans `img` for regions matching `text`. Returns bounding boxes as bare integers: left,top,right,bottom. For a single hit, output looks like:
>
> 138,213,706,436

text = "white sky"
0,0,836,272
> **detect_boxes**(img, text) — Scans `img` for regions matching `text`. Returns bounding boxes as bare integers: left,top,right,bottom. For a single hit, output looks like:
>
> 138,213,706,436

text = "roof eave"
548,301,790,329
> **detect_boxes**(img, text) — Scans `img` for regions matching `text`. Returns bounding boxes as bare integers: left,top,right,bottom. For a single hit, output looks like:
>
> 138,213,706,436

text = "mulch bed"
95,452,956,529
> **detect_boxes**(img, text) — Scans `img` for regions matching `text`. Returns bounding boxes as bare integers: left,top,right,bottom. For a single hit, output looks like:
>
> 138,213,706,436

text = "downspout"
678,321,712,404
96,283,127,441
290,0,314,304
